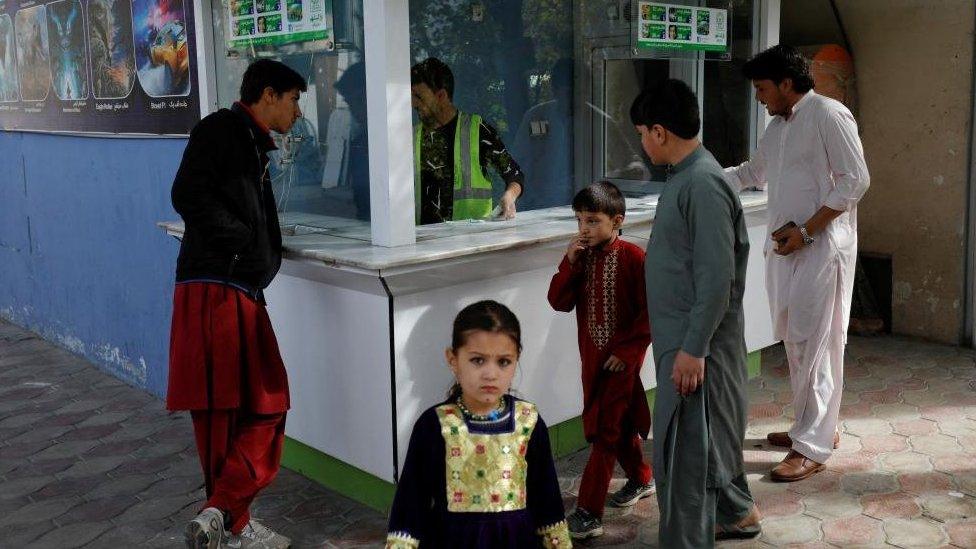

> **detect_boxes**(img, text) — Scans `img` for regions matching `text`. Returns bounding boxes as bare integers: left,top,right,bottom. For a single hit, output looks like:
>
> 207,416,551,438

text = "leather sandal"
715,506,762,540
770,450,825,482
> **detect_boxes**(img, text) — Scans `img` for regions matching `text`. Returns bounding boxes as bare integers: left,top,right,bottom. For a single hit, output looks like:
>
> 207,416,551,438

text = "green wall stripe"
281,437,395,512
748,349,762,377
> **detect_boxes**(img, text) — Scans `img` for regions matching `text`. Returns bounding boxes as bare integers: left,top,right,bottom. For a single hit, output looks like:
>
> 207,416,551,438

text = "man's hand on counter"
499,183,522,220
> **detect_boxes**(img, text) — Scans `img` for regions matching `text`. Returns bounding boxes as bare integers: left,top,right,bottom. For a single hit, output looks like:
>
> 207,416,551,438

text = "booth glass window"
598,57,673,193
408,0,575,212
702,0,756,169
210,0,371,238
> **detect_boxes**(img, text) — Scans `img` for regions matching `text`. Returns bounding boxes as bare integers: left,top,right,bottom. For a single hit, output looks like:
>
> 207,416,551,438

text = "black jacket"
171,104,282,294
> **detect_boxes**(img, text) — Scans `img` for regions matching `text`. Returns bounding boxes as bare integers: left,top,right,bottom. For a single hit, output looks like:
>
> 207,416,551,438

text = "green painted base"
747,350,761,377
281,351,762,509
281,437,395,512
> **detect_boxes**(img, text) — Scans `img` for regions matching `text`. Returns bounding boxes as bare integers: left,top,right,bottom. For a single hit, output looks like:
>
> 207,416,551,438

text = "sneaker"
567,508,603,539
184,507,225,549
223,519,291,549
609,479,657,507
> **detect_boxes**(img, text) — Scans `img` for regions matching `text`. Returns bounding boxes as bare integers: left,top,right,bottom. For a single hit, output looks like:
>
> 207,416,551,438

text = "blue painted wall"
0,131,186,398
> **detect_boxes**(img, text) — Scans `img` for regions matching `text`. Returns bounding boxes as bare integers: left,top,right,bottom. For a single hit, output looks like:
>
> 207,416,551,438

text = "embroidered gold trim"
385,531,420,549
437,401,538,513
585,245,619,349
537,519,573,548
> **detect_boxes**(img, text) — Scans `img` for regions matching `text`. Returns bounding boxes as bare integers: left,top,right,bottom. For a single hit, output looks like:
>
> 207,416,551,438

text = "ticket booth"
162,0,780,509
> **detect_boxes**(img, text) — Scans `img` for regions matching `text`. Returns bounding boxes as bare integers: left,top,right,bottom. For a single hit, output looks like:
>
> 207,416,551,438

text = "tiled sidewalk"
567,339,976,548
2,319,975,547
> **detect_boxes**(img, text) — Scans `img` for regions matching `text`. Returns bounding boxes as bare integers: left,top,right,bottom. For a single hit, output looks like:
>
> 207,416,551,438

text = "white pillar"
364,0,417,247
193,0,219,117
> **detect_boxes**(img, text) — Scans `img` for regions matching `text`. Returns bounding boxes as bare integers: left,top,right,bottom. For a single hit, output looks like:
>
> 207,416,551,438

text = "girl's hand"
603,355,626,372
566,235,587,264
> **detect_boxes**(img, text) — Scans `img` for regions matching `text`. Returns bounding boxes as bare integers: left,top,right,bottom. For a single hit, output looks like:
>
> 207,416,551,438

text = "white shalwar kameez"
724,91,869,463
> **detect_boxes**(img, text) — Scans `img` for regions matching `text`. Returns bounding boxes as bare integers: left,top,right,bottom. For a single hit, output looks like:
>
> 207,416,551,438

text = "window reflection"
210,0,370,234
409,0,574,212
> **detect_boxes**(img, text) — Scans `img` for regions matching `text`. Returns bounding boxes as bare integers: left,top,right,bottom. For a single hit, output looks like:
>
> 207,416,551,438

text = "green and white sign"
228,0,334,49
636,2,727,53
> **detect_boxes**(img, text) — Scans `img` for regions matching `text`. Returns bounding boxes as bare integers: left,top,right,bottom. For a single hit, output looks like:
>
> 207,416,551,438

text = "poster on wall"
0,0,200,135
636,2,727,53
227,0,334,50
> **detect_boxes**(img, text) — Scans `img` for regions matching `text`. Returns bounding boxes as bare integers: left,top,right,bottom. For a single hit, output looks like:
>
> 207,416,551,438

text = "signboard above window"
0,0,201,135
635,2,728,53
227,0,335,50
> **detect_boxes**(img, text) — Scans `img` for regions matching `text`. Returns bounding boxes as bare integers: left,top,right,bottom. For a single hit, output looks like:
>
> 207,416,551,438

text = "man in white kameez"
724,45,869,482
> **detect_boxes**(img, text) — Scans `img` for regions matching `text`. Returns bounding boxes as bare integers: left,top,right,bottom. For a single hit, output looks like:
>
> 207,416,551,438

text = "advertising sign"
227,0,333,50
0,0,201,134
636,2,728,53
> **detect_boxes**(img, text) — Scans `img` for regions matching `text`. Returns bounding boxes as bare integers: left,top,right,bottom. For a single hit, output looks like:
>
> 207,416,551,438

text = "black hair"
629,78,700,139
446,300,522,401
572,181,626,218
334,62,364,93
742,44,814,94
411,57,455,100
239,59,307,105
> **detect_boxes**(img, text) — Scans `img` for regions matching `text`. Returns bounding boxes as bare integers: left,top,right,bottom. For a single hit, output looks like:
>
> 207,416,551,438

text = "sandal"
715,521,762,540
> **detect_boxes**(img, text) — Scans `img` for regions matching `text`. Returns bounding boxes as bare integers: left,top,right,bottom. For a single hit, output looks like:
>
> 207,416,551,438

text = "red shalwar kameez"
547,237,652,517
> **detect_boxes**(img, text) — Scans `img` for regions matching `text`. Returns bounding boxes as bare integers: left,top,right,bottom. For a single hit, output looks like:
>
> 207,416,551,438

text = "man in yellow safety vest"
410,57,525,224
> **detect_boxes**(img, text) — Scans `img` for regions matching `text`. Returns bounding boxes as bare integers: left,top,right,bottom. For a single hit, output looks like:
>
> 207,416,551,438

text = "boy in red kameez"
548,181,654,540
167,59,305,549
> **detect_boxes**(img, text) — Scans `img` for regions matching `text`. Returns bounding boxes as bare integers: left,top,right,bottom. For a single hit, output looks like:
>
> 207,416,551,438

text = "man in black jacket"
169,59,304,549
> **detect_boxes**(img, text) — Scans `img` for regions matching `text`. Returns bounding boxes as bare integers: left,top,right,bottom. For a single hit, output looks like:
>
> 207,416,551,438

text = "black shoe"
567,508,604,539
608,479,656,507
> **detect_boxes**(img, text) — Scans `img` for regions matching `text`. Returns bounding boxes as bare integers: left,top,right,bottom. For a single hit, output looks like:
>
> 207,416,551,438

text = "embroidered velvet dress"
385,395,571,548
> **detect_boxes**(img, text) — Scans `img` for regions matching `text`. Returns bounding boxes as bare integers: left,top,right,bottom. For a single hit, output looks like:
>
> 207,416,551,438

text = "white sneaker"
223,519,291,549
185,507,225,549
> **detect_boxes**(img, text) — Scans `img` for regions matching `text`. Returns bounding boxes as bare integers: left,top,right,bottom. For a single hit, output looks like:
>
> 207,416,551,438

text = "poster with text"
227,0,333,50
0,0,200,134
636,2,727,53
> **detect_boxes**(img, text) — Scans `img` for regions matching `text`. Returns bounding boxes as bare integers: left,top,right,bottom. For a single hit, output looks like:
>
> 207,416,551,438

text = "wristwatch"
799,225,815,246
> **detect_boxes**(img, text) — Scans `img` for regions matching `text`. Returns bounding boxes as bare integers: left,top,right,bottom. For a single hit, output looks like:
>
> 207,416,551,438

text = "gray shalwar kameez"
644,146,753,548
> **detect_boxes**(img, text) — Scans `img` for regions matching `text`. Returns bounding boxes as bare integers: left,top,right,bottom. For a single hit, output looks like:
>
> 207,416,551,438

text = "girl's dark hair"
239,59,307,105
629,78,700,139
446,300,522,401
742,44,815,94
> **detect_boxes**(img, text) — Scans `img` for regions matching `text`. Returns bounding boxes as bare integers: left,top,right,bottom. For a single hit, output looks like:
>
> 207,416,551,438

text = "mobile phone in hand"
772,221,796,246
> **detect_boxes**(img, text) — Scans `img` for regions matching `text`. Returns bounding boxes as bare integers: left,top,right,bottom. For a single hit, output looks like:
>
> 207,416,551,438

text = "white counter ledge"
154,191,773,487
157,191,768,272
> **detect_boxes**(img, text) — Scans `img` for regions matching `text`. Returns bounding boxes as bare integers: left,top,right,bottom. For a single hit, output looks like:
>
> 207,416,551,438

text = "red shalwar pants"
168,282,291,534
577,416,652,518
190,410,286,533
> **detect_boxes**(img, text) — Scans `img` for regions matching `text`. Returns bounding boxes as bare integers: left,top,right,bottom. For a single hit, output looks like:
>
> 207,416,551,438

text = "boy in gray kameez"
632,79,761,547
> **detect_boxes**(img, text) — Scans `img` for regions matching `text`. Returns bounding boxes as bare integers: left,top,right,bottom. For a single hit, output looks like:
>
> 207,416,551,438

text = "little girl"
385,300,571,548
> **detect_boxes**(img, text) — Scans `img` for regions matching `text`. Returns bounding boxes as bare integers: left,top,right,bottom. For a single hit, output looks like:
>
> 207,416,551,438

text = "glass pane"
210,0,370,237
602,58,670,185
408,0,574,212
702,0,754,169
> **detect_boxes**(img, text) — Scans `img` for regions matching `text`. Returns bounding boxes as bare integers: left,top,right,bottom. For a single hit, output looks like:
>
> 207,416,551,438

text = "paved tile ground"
2,319,975,547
